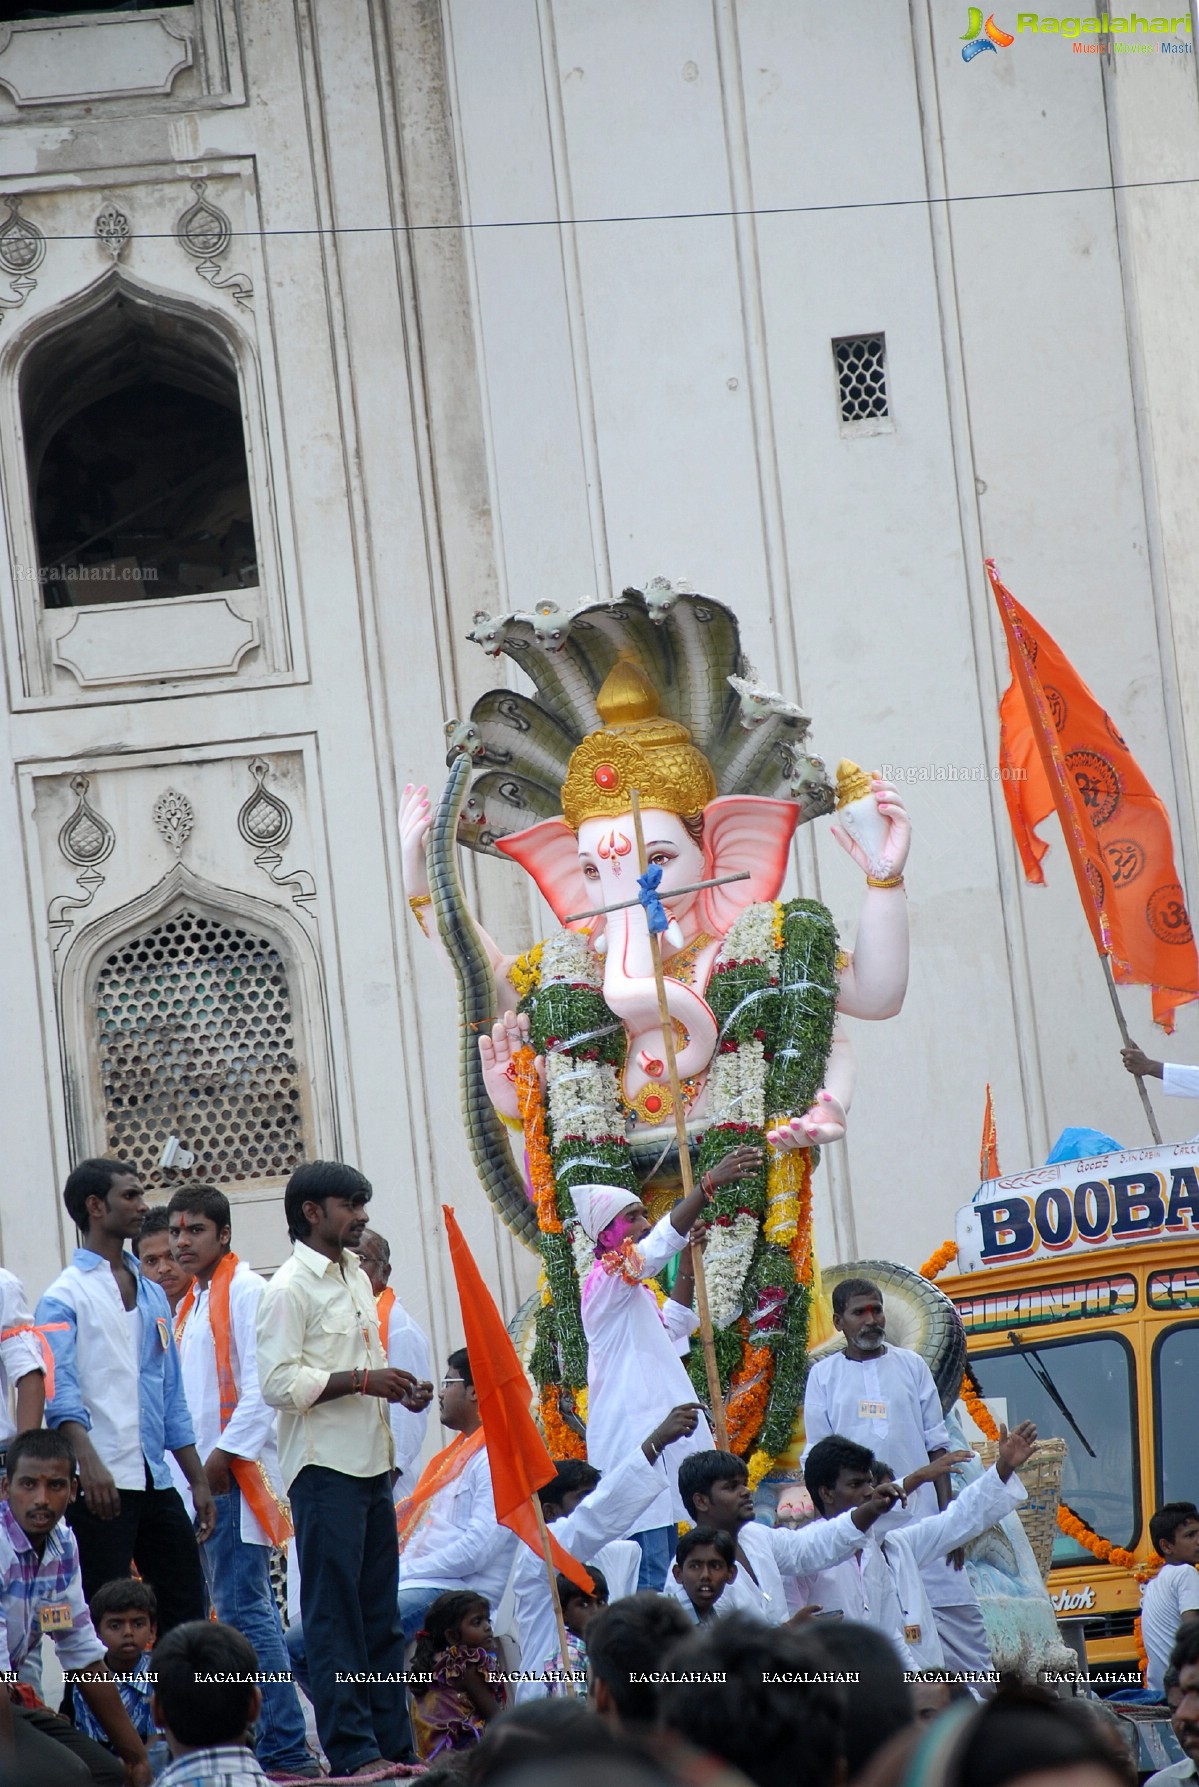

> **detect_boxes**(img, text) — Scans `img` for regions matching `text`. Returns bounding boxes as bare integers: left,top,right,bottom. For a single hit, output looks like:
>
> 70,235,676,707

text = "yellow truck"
940,1137,1199,1675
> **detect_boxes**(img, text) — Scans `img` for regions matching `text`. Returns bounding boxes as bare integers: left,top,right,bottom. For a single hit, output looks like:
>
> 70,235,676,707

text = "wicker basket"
974,1437,1068,1581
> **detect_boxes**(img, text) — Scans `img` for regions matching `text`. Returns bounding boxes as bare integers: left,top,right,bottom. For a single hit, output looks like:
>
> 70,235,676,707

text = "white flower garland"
547,1053,624,1143
704,1212,759,1327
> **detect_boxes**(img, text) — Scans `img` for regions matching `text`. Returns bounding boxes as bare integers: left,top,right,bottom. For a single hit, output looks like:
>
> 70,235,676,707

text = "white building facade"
2,0,1199,1369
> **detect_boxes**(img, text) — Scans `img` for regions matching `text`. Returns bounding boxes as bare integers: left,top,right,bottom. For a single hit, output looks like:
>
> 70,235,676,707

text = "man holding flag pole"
440,1204,601,1690
989,560,1199,1135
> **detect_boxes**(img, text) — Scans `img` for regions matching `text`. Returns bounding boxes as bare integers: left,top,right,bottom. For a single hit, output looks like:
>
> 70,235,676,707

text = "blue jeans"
398,1583,455,1638
201,1483,312,1774
290,1465,410,1774
631,1524,675,1592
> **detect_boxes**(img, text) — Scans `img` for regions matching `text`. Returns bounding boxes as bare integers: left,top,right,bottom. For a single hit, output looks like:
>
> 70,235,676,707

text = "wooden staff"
533,1493,579,1694
629,787,729,1449
1101,957,1163,1144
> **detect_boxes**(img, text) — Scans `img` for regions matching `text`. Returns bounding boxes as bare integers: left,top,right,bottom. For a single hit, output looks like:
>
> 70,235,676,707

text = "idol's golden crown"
560,660,717,832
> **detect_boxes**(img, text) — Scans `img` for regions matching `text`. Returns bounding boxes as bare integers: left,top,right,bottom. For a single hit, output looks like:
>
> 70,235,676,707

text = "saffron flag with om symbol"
442,1205,592,1593
989,562,1199,1031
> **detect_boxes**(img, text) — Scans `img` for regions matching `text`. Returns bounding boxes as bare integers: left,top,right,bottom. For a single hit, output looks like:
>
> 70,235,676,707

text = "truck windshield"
1154,1323,1199,1506
971,1333,1138,1564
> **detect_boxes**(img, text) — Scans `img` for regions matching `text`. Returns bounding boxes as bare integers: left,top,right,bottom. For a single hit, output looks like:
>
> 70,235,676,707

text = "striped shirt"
0,1499,104,1674
73,1652,158,1746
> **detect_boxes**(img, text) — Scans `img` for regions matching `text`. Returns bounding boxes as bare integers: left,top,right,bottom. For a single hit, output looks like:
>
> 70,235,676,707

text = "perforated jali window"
94,909,307,1190
833,334,889,422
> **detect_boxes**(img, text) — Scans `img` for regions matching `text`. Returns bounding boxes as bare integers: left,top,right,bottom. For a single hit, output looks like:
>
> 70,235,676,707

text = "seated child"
541,1565,609,1693
1141,1502,1199,1697
72,1577,162,1765
409,1589,507,1762
672,1526,737,1623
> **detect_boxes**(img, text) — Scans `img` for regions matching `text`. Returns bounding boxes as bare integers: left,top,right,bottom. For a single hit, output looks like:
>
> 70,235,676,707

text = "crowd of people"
0,1152,1193,1786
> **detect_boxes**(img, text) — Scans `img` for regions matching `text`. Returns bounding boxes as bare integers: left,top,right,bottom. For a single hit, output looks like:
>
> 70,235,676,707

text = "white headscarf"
569,1183,642,1242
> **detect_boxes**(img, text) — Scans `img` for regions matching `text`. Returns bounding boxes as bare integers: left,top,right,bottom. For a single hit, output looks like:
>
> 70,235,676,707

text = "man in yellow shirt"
257,1161,432,1777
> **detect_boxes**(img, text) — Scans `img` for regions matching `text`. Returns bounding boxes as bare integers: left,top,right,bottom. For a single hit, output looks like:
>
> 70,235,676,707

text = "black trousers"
9,1704,124,1784
66,1464,206,1634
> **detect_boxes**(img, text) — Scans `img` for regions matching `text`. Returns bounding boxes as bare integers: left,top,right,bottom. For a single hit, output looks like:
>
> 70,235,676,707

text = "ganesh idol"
400,581,910,1485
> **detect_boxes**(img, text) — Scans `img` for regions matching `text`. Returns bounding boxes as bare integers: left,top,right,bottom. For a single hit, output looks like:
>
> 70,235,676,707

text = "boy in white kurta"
573,1143,761,1591
802,1276,990,1672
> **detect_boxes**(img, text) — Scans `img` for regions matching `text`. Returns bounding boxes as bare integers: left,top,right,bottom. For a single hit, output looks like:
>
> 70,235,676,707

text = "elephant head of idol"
495,660,800,1083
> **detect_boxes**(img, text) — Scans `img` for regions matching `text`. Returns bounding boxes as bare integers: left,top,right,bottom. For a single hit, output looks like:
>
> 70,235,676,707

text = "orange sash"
396,1428,485,1548
0,1324,68,1399
376,1286,395,1355
175,1254,293,1545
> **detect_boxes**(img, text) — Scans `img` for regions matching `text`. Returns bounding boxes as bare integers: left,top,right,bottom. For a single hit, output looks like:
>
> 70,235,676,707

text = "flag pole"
1100,958,1163,1144
629,788,730,1450
988,564,1171,1149
532,1492,577,1694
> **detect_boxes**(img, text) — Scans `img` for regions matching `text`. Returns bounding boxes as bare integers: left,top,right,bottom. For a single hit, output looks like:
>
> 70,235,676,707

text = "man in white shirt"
1123,1043,1199,1103
1142,1503,1199,1699
512,1402,700,1700
166,1184,315,1778
351,1228,431,1495
257,1160,433,1777
802,1276,991,1672
574,1143,759,1590
665,1447,903,1625
37,1158,213,1633
798,1423,1035,1673
396,1347,517,1635
0,1267,46,1465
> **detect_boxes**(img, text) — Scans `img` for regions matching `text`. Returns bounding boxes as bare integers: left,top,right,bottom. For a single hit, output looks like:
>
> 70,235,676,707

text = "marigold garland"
919,1240,958,1281
516,1045,559,1234
746,1447,773,1493
959,1371,1001,1442
725,1318,772,1454
540,1383,586,1461
509,943,544,1002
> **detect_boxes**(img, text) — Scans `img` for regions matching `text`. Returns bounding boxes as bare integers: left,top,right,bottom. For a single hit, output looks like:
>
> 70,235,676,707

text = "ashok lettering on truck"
955,1273,1136,1333
955,1142,1199,1270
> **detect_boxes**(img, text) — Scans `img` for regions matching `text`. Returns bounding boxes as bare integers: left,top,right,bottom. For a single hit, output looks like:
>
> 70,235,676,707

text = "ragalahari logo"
962,8,1017,56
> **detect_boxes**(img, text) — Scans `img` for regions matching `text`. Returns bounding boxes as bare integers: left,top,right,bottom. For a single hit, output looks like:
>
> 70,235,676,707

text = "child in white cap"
570,1143,761,1590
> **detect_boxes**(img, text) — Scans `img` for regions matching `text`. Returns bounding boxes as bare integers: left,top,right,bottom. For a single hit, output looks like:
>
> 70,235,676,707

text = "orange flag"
989,562,1199,1032
442,1206,592,1593
980,1084,1000,1182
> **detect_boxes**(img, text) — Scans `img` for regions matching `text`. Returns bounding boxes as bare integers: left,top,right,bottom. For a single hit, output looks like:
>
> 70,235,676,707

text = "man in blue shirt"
36,1158,213,1632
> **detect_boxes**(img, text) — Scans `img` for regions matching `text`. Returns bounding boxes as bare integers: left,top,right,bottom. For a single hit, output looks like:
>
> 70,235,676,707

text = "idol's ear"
697,796,800,934
496,819,593,928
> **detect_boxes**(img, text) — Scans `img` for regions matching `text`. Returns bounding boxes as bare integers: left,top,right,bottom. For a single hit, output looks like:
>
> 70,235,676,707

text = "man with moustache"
131,1209,194,1316
257,1161,433,1778
802,1277,992,1673
350,1228,431,1496
1147,1624,1199,1785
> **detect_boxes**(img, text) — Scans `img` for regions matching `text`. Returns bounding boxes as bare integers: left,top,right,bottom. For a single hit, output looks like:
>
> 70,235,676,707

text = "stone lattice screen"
94,908,307,1192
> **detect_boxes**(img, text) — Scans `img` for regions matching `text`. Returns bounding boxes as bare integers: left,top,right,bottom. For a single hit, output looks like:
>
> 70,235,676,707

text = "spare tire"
813,1259,967,1414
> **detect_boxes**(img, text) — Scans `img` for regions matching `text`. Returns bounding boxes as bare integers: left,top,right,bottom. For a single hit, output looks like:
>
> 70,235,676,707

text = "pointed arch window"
22,286,256,607
94,906,308,1192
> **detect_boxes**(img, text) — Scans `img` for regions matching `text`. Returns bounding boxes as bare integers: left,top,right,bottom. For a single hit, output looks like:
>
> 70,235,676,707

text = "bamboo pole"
628,788,729,1450
532,1494,579,1694
1101,957,1163,1144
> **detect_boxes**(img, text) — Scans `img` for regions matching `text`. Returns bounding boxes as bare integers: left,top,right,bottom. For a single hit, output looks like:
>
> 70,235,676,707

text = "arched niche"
0,268,288,698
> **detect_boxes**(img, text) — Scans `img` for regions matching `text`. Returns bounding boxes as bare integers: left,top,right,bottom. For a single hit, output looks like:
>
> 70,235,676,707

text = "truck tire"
813,1258,967,1414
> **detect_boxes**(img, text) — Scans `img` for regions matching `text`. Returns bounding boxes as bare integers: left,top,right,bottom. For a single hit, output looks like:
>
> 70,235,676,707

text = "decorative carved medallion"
58,775,115,868
237,757,292,848
152,788,195,855
94,202,131,263
174,179,253,310
0,196,44,323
